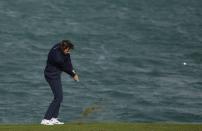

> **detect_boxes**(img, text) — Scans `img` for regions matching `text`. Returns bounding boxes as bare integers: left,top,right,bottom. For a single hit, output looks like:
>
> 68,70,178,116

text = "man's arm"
62,54,79,81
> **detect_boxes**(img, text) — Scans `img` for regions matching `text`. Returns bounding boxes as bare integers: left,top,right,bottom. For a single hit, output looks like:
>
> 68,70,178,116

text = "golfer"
41,40,79,125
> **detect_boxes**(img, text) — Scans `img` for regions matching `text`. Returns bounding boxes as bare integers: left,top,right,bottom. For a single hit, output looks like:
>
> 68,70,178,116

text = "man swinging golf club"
41,40,79,125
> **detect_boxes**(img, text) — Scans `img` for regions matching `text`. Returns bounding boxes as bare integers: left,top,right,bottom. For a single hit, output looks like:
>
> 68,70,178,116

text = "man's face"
64,47,71,54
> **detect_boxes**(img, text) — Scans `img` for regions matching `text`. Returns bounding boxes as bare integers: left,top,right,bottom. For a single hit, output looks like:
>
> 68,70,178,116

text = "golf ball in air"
183,62,187,65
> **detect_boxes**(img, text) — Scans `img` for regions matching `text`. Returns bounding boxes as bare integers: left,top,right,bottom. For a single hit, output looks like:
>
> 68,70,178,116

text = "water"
0,0,202,124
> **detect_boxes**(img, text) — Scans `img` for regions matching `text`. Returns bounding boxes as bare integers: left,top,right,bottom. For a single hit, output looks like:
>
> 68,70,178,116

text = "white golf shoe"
51,118,64,125
41,119,54,125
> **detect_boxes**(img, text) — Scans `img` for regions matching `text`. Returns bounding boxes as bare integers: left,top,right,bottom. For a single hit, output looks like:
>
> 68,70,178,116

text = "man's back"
44,43,63,79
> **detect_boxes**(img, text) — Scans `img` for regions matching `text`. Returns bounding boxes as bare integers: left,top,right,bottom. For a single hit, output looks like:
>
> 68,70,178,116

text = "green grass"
0,123,202,131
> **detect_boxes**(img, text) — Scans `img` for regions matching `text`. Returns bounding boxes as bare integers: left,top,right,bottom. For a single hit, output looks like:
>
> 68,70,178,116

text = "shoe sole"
41,123,54,126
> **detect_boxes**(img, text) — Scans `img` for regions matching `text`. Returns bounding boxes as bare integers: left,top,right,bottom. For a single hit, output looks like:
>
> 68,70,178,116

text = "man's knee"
53,95,63,103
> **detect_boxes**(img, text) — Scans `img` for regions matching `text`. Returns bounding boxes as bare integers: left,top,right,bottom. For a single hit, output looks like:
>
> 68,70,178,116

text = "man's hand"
73,74,79,82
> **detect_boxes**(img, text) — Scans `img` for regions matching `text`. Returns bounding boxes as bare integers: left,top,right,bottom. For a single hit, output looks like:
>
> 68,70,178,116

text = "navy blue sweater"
44,43,76,79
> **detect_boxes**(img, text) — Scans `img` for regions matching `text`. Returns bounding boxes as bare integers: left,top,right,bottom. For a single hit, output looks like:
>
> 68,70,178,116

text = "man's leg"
52,103,61,118
52,83,63,118
44,77,63,120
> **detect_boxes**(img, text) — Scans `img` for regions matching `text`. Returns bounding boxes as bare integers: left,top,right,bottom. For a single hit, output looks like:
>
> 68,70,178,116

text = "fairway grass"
0,122,202,131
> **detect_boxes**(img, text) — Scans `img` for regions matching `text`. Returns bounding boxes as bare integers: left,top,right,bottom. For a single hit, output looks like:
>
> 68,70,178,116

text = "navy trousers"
44,76,63,120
